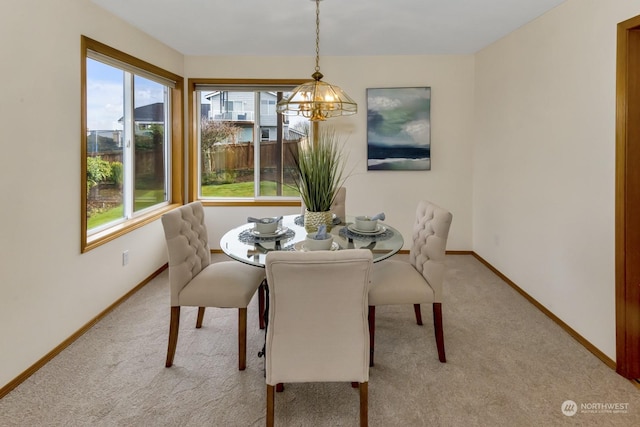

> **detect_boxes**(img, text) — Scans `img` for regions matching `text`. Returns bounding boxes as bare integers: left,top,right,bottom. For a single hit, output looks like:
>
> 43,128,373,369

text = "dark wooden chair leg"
276,383,284,392
196,306,205,328
360,382,368,427
166,306,180,367
266,384,275,427
259,281,266,330
433,303,446,363
351,382,359,388
239,307,247,370
413,304,423,325
368,306,375,367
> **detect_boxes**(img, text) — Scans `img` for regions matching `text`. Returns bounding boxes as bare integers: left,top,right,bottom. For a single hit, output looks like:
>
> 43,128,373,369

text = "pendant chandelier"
276,0,357,121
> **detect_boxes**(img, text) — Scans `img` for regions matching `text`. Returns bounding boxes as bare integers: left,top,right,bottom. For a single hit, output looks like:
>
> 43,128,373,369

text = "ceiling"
91,0,566,56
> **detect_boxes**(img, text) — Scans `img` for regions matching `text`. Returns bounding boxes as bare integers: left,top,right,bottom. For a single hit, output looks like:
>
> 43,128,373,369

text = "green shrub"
87,156,112,193
110,161,123,186
202,170,237,185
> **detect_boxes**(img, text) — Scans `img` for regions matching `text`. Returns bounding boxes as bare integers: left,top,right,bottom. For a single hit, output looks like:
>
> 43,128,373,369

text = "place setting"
238,216,295,243
286,225,341,252
340,212,394,241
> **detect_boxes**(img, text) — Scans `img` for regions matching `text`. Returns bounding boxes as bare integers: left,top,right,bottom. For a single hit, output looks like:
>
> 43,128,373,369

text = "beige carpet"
1,254,638,426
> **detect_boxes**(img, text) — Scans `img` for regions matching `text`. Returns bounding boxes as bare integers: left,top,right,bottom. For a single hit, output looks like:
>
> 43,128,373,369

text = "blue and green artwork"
366,87,431,171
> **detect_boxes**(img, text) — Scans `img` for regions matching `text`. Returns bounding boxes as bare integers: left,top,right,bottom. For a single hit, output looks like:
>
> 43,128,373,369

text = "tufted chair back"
408,200,453,303
161,201,211,306
265,249,372,385
264,249,373,426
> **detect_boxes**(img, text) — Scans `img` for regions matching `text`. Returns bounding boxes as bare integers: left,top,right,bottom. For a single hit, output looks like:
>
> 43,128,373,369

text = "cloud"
86,81,124,130
368,95,402,112
403,119,430,145
86,61,165,130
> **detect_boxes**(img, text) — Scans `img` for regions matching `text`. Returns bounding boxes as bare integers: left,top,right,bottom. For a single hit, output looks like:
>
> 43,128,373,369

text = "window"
189,80,310,202
260,99,276,116
261,127,270,141
81,36,183,252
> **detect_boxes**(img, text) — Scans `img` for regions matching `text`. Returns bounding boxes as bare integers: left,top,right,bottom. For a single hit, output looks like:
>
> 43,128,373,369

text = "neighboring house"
287,126,306,141
86,130,123,154
118,102,165,133
87,102,167,155
204,91,292,142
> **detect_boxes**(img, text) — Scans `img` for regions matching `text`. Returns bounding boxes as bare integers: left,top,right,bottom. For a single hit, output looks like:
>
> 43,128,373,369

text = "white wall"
0,0,182,388
185,55,475,251
473,0,640,360
4,0,632,392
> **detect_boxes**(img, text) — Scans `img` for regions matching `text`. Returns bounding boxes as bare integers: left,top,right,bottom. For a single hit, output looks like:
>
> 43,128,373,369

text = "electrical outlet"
122,250,129,266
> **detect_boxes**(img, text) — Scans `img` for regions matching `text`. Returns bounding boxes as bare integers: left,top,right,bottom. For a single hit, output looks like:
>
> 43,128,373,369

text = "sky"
87,60,306,132
86,58,165,131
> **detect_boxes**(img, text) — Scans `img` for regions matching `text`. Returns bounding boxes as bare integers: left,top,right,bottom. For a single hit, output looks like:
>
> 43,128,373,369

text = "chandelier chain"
275,0,357,120
315,0,320,72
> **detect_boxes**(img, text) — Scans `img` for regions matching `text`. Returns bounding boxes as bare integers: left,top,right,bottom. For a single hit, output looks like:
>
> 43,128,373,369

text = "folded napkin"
313,225,329,240
370,212,385,221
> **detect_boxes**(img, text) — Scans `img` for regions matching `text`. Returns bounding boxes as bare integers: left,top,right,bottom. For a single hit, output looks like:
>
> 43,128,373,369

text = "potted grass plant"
292,126,348,232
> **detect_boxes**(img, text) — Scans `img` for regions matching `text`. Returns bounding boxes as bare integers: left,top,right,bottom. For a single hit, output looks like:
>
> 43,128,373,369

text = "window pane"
259,92,306,197
133,76,168,212
197,87,305,199
86,58,125,231
200,91,254,197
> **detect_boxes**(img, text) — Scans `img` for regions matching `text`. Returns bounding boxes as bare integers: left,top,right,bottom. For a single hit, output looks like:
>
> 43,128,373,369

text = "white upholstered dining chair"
161,201,266,370
368,200,453,365
264,249,373,427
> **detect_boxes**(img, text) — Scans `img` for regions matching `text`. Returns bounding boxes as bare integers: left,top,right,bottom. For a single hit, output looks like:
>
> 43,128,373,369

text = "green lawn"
88,182,299,229
87,189,165,229
88,205,124,229
201,181,299,197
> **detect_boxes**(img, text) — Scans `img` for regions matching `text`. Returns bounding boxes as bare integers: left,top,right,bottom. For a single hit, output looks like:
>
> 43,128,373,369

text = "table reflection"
220,214,404,267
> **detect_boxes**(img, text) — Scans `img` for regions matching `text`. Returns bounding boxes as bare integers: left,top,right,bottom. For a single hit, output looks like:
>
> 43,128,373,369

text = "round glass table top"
220,214,404,267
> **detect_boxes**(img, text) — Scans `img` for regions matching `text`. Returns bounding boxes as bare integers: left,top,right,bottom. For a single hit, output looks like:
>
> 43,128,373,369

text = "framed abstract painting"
366,87,431,170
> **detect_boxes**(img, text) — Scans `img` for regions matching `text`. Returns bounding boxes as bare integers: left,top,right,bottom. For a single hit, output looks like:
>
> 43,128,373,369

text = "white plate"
294,241,340,252
250,227,288,238
347,224,386,235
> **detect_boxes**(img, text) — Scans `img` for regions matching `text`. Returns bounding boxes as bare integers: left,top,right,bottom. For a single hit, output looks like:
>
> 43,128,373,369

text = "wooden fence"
203,140,300,177
91,141,299,172
89,150,163,179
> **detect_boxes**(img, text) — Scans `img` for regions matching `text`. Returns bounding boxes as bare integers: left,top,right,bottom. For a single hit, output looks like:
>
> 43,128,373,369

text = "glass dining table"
220,214,404,268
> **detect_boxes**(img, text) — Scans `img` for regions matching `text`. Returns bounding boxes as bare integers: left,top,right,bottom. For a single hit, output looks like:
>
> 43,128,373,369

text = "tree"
200,119,240,176
292,121,310,137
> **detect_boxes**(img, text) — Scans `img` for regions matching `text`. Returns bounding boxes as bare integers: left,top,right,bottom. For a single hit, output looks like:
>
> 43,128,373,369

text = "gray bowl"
355,216,377,232
255,218,279,234
304,234,334,251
